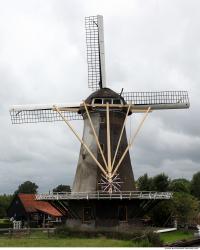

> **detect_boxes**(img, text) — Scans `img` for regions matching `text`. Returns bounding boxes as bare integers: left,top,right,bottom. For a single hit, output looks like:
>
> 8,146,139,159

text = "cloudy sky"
0,0,199,194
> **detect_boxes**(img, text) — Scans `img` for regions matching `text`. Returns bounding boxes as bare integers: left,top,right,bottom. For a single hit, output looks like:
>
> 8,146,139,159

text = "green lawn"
0,230,194,247
0,227,155,247
160,230,193,244
0,237,141,247
0,231,152,247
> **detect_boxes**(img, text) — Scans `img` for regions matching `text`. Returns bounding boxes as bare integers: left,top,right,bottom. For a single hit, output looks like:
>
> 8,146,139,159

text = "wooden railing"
36,191,173,200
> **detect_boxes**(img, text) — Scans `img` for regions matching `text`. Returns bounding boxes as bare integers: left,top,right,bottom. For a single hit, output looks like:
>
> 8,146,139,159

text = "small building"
7,194,64,227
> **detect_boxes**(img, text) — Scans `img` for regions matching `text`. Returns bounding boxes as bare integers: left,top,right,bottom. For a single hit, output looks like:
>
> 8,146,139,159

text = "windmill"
10,15,189,196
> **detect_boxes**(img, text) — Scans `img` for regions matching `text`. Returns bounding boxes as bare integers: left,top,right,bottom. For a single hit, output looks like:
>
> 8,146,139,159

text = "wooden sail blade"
122,91,190,110
9,103,82,124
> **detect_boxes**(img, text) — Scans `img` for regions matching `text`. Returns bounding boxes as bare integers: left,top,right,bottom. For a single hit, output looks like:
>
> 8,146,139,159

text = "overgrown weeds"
55,226,163,247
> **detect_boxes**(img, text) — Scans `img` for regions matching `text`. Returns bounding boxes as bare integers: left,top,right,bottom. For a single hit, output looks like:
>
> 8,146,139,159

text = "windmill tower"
10,16,189,226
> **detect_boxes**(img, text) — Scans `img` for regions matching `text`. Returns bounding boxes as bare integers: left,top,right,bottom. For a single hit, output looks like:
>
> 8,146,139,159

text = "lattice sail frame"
85,15,106,91
122,91,189,110
9,104,82,124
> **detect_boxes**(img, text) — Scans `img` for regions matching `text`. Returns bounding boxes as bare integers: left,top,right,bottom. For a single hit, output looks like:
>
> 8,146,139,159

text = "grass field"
0,231,150,247
0,237,135,247
160,230,193,244
0,230,194,247
0,237,154,247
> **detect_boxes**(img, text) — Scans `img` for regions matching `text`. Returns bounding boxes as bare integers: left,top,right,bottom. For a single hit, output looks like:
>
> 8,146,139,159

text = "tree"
53,184,71,193
14,181,38,194
173,192,200,225
148,200,174,226
149,192,200,227
152,173,170,192
191,171,200,199
169,178,191,193
0,194,13,218
137,173,153,191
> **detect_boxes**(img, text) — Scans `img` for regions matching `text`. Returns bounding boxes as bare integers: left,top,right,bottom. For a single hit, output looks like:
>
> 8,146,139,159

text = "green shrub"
146,231,163,247
0,219,10,224
55,226,144,240
0,223,12,228
0,218,12,228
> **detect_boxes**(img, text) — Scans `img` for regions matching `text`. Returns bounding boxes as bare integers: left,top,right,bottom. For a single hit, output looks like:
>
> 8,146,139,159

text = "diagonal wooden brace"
111,107,151,178
83,101,108,171
111,104,131,172
106,103,112,176
53,105,108,177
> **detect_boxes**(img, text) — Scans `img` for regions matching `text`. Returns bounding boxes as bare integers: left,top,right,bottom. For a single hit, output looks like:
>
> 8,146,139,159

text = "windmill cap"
85,87,126,104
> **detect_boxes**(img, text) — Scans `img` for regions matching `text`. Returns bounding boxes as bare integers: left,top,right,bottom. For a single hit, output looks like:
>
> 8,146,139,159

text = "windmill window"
103,99,112,104
118,206,127,222
100,116,105,123
83,207,94,222
94,98,103,104
113,99,121,104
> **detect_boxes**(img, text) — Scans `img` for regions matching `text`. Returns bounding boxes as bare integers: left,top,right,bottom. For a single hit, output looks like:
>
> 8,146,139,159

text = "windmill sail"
122,91,190,110
9,103,82,124
85,15,106,91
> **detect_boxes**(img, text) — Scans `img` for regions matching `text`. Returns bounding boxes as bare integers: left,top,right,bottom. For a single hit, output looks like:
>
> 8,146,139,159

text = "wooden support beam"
80,103,153,113
111,107,151,178
83,101,108,171
53,105,108,177
111,105,131,172
52,107,80,112
106,103,112,175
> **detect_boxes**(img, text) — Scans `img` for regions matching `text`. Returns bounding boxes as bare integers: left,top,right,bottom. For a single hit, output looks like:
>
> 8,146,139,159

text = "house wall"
7,195,28,221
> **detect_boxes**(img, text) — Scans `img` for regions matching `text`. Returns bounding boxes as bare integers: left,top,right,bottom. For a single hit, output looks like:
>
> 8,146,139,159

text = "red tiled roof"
18,194,63,217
